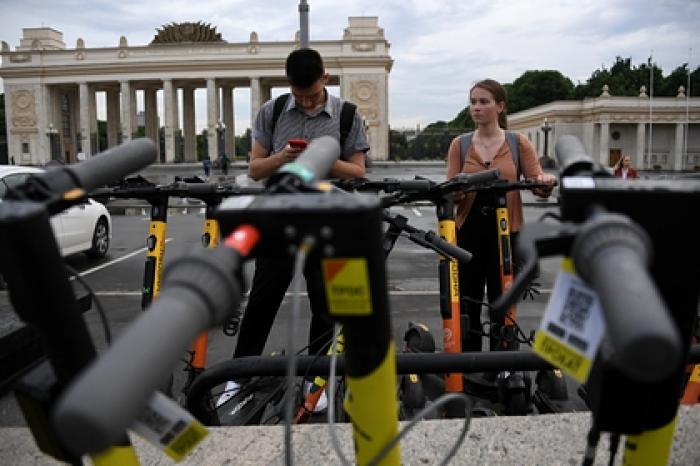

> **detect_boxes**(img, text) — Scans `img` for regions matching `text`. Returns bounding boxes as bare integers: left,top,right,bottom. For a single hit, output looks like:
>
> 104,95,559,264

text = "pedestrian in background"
613,154,638,179
202,157,212,178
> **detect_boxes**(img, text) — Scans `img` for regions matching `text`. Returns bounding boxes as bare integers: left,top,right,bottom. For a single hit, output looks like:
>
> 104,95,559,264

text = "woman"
613,155,638,179
446,79,556,352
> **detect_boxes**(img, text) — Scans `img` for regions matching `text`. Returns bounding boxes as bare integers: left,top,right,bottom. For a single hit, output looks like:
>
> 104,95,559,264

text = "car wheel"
87,217,110,258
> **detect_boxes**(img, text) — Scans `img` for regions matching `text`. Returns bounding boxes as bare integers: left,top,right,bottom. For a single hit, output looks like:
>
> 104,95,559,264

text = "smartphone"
288,139,308,150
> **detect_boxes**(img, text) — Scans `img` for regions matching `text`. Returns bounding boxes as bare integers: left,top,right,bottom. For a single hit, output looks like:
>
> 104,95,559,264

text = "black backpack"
271,93,357,149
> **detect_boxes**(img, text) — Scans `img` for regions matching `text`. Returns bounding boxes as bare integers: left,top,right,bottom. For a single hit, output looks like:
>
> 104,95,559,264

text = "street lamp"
46,123,61,162
216,121,226,158
539,117,555,169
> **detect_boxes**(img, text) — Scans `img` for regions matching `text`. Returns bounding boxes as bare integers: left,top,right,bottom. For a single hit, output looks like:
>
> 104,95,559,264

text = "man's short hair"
285,48,325,88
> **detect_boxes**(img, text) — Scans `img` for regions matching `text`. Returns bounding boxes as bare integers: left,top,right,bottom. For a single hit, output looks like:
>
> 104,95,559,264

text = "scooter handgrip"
571,214,681,383
53,247,243,455
70,138,157,191
268,135,341,186
426,231,472,264
452,168,500,186
396,179,433,192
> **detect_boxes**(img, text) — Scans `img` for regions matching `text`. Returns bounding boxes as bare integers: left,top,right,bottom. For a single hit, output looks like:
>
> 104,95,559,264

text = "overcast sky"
1,0,698,133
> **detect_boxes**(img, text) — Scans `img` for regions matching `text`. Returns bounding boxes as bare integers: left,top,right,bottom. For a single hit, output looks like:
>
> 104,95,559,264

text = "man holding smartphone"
219,48,369,411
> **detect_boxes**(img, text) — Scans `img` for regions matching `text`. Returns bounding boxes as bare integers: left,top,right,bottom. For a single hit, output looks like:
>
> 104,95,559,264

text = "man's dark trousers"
233,255,333,358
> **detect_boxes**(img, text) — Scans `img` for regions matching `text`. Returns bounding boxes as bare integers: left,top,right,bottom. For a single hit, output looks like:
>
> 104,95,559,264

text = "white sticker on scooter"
533,258,605,383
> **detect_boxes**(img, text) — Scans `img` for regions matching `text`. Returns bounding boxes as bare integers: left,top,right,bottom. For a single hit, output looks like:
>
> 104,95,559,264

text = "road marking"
411,207,422,217
76,238,174,277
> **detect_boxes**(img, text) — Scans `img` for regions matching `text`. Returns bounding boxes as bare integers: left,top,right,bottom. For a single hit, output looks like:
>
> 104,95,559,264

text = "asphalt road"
0,164,584,426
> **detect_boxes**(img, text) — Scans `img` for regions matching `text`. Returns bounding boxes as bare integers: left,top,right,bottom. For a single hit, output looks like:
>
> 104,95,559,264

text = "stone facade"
0,17,393,165
509,89,700,171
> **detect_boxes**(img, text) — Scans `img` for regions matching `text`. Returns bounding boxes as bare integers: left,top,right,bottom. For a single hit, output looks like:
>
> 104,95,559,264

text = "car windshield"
0,173,34,200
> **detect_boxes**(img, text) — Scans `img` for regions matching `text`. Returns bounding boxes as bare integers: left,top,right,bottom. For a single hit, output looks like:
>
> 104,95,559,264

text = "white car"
0,165,112,258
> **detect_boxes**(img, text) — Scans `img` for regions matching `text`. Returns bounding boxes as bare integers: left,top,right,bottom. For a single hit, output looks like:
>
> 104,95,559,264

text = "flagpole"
648,52,653,168
686,48,692,164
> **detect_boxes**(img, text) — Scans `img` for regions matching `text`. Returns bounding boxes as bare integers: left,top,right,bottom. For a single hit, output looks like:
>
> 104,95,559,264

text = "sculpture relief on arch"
351,80,379,121
11,90,37,128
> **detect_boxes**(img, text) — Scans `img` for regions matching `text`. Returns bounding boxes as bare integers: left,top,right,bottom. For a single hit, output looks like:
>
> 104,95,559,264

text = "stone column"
636,122,646,169
581,121,595,158
673,122,685,171
106,88,120,148
78,82,92,157
131,88,138,135
163,79,176,163
222,86,235,158
144,88,160,160
69,88,80,162
206,78,219,161
183,86,197,162
120,81,133,143
39,84,54,163
250,77,262,134
88,86,98,153
599,121,609,165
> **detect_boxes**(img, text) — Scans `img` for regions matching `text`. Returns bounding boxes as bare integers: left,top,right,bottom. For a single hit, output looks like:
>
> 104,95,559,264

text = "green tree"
388,128,408,161
659,64,700,97
197,130,208,159
506,70,575,114
97,120,107,151
235,128,252,160
448,106,474,130
448,70,573,132
405,121,460,160
573,57,664,98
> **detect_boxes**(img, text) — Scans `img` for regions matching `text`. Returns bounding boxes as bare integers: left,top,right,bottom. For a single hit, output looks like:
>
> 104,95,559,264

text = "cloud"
1,0,698,130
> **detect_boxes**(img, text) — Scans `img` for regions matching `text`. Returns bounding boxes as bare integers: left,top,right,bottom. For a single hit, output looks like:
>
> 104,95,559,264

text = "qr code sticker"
559,286,593,332
138,405,171,435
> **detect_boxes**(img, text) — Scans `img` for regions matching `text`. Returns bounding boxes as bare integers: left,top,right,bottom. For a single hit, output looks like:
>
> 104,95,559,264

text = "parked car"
0,165,112,258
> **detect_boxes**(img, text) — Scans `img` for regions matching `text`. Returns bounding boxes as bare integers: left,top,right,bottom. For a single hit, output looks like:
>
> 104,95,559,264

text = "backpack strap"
459,132,474,169
339,101,357,149
459,130,521,179
271,93,291,137
504,131,521,180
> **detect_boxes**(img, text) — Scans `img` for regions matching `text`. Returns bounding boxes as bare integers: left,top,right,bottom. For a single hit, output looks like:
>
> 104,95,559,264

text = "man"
202,157,212,178
218,48,369,410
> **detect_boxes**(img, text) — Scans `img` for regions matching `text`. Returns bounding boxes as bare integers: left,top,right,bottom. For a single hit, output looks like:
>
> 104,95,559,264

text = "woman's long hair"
470,79,508,129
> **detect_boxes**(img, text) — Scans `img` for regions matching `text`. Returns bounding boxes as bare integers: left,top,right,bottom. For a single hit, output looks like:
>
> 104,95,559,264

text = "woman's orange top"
445,132,545,232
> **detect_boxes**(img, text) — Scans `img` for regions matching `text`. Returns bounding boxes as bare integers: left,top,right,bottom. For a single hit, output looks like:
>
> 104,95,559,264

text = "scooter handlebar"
570,213,681,382
424,230,472,263
53,243,247,455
